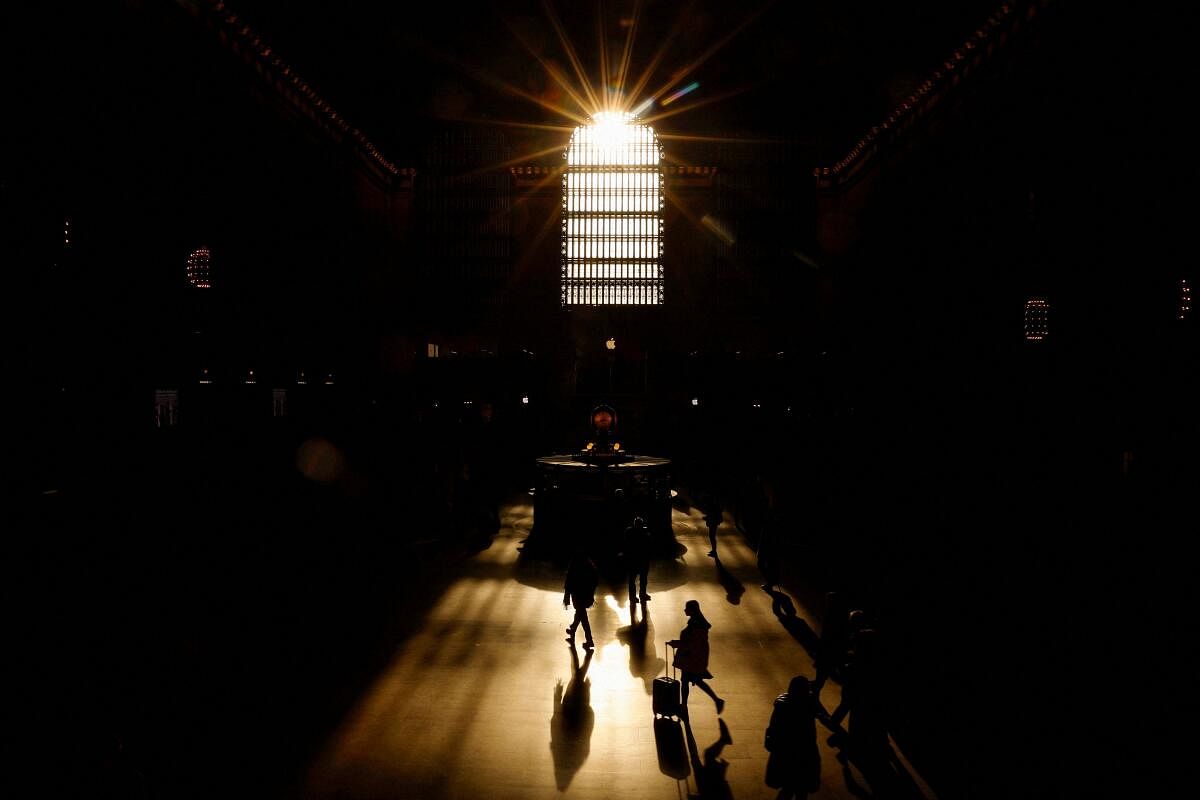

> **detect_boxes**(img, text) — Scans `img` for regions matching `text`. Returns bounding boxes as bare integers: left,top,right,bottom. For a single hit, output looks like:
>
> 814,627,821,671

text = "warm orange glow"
500,15,592,116
423,43,588,125
425,0,774,219
539,0,602,113
612,0,642,110
592,410,614,432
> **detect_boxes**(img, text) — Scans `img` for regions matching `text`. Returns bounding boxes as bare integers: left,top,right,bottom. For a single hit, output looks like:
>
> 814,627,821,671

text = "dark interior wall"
8,1,412,484
811,5,1198,795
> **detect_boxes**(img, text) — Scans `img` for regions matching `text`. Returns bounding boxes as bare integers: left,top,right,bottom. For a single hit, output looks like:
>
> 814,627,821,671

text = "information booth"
531,405,672,552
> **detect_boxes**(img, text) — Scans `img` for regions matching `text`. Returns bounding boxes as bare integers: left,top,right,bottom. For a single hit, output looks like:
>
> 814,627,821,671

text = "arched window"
562,112,663,305
187,247,212,289
1024,297,1049,341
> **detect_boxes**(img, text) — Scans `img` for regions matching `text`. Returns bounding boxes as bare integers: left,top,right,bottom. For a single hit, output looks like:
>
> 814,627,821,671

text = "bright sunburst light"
424,2,776,306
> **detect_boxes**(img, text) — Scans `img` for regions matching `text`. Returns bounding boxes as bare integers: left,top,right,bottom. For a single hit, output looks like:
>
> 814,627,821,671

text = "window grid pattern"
562,116,664,306
417,131,513,293
1024,297,1049,341
187,248,211,288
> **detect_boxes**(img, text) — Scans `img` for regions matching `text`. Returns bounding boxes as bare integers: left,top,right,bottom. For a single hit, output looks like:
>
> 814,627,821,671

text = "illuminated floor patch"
305,504,925,799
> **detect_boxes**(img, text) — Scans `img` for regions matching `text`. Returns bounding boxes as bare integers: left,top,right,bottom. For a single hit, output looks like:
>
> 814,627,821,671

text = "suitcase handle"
665,642,677,681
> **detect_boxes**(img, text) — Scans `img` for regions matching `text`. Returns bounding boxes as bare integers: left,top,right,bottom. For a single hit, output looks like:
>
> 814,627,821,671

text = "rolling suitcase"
653,643,681,719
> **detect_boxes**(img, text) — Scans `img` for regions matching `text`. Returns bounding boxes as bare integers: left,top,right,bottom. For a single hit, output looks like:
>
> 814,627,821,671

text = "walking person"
764,676,822,799
620,515,652,607
564,552,599,650
813,592,850,692
756,481,781,590
704,504,722,558
667,600,725,716
757,524,779,591
829,623,878,727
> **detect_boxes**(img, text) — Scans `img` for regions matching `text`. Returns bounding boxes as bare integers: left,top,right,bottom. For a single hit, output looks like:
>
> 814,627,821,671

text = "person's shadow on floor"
616,610,663,694
549,645,594,790
828,732,925,800
714,557,745,605
684,717,734,800
766,588,819,655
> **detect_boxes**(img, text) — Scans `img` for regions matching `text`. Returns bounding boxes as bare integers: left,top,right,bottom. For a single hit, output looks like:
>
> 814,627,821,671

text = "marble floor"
304,502,935,799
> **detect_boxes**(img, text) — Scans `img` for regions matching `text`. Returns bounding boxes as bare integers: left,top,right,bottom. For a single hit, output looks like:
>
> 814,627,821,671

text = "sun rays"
541,0,603,115
418,41,590,126
418,0,784,261
425,0,778,181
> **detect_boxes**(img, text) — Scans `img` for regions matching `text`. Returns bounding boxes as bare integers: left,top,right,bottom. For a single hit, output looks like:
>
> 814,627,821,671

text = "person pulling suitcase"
667,600,726,716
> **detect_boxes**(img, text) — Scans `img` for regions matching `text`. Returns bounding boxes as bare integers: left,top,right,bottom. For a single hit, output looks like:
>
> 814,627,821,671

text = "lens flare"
660,81,699,106
296,438,346,483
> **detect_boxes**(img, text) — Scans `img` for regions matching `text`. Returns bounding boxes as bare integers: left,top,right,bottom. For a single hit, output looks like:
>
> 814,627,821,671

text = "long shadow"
836,747,926,800
765,587,821,655
616,606,663,694
683,717,735,800
714,556,745,605
825,727,927,799
841,759,874,799
549,645,595,791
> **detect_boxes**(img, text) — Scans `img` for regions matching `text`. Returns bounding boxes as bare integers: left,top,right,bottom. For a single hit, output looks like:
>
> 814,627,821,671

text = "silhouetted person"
813,591,850,692
830,624,878,726
757,484,781,590
837,670,906,799
667,600,725,715
620,515,651,605
564,553,599,650
704,506,721,557
846,681,889,764
765,676,822,800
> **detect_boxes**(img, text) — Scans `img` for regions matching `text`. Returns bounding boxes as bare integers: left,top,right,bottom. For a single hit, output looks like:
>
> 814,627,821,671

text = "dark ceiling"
6,1,1197,224
221,0,1003,161
11,0,1197,175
